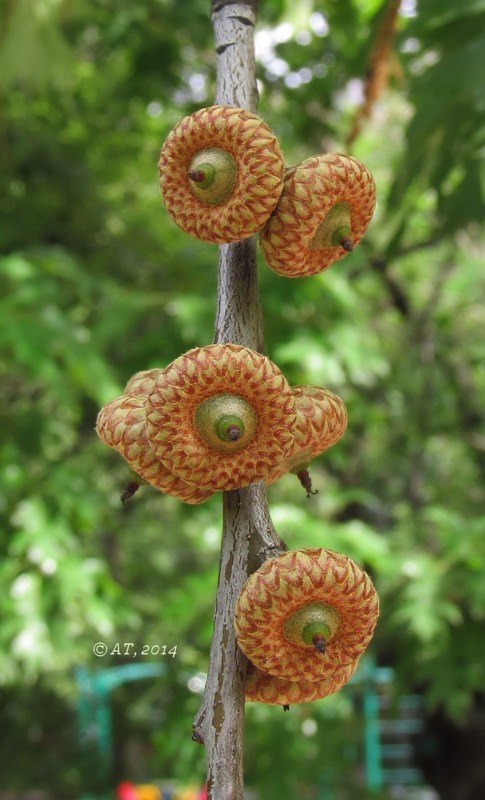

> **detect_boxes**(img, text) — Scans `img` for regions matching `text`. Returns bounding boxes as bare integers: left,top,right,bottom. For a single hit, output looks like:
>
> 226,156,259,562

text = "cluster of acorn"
158,105,376,275
96,343,347,504
96,104,379,706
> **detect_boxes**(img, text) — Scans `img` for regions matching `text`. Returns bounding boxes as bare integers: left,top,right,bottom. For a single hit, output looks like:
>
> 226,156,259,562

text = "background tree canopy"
1,0,484,798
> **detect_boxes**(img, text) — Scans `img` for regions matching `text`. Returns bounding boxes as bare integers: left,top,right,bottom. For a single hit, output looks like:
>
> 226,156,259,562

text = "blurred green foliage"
1,0,485,797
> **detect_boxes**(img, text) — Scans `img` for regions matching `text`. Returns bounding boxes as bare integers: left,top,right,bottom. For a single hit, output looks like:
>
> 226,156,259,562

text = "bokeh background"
1,0,485,798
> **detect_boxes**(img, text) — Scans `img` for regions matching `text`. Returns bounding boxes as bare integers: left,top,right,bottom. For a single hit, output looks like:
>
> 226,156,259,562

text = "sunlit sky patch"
255,11,329,89
400,0,417,18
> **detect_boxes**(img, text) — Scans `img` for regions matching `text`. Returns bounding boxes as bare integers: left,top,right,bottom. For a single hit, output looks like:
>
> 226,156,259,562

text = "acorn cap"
234,547,379,682
159,105,285,243
123,369,165,398
96,395,213,505
245,660,359,705
266,385,348,485
145,344,296,492
260,153,376,277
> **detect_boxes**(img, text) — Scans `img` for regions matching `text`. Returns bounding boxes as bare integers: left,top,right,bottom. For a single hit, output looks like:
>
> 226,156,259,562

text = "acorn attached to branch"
260,154,376,277
145,344,297,492
96,351,349,501
265,385,348,493
234,548,379,683
159,105,285,243
96,344,299,500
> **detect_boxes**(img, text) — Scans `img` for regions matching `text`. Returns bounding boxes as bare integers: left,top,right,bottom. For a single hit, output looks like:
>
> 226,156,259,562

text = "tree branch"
214,238,263,351
212,1,259,112
192,484,285,797
192,3,285,799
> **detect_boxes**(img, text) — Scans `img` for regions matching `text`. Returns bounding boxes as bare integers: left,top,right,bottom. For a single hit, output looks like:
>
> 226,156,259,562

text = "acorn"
159,105,285,243
234,548,379,682
96,395,213,504
123,368,165,398
260,154,376,277
96,345,299,499
194,394,258,453
266,385,347,492
145,344,297,492
245,660,359,706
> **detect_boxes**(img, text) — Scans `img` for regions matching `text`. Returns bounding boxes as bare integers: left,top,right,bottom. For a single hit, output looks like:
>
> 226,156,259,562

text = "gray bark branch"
213,1,259,112
192,2,286,798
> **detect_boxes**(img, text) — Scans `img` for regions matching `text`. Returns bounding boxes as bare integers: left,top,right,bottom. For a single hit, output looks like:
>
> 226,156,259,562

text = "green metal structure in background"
76,662,166,796
360,658,425,793
318,658,427,799
77,658,426,799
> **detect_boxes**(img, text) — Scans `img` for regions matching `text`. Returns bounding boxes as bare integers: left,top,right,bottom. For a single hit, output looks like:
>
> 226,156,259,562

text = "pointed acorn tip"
340,237,354,252
121,481,141,505
296,469,318,498
313,634,327,654
188,169,206,183
227,425,242,441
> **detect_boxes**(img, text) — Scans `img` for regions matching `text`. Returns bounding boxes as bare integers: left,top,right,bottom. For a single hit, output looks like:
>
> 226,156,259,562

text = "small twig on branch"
366,235,441,320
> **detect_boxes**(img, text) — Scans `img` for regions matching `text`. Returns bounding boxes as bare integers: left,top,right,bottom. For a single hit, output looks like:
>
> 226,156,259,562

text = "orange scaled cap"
159,105,284,243
245,660,359,705
266,385,347,485
145,344,297,492
96,394,213,504
260,154,376,277
235,547,379,682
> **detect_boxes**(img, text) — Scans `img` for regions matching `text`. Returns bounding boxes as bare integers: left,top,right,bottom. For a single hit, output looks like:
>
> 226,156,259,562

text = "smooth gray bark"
192,2,286,799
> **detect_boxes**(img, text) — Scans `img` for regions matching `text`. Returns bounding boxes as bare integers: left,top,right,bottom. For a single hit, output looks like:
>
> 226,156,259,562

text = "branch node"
229,14,254,26
216,42,236,54
192,726,205,745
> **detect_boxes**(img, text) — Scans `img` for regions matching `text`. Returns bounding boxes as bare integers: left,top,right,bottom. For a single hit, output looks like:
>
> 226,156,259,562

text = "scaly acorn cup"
234,548,379,682
96,372,214,505
159,105,285,243
145,344,297,492
245,659,359,706
123,368,165,398
265,385,348,494
259,154,376,277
